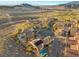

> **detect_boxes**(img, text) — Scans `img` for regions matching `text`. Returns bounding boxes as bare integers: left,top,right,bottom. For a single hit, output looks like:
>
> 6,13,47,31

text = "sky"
0,1,71,6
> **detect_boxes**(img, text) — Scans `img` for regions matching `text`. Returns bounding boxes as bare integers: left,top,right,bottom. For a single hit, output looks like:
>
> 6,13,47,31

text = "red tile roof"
67,48,79,56
68,40,77,45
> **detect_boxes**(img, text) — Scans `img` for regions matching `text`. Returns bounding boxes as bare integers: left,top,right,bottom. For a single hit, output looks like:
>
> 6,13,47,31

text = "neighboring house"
67,36,79,56
35,28,54,38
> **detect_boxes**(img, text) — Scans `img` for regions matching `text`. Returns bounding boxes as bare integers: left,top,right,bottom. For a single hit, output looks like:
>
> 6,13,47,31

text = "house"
67,32,79,56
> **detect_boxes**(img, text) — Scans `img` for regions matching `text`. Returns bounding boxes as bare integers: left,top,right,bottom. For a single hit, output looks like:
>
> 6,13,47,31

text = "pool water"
40,49,48,57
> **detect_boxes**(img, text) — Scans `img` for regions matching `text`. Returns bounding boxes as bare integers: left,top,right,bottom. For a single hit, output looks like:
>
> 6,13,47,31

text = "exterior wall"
70,44,78,51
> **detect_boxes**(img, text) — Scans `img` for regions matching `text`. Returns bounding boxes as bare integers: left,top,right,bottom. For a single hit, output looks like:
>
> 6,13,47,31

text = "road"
48,37,66,57
0,20,25,27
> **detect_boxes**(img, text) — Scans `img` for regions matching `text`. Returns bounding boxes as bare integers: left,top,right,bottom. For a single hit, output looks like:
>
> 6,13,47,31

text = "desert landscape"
0,1,79,57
